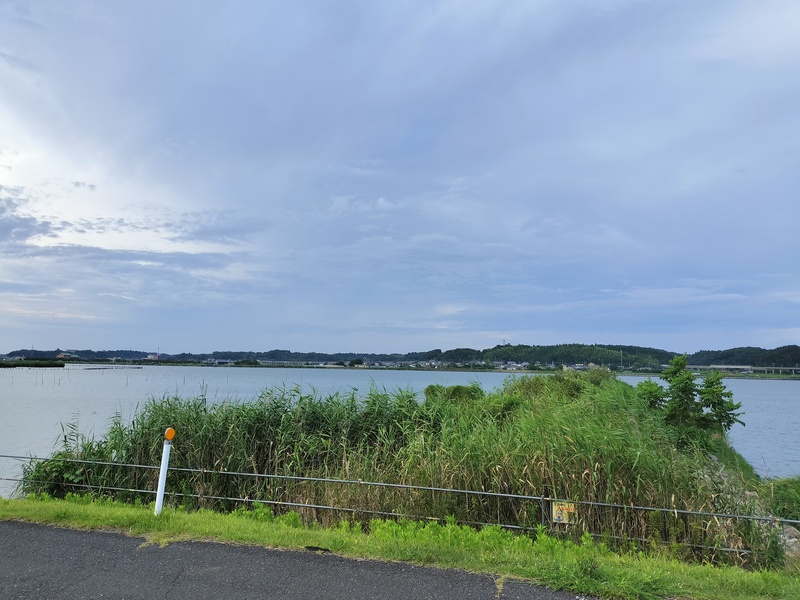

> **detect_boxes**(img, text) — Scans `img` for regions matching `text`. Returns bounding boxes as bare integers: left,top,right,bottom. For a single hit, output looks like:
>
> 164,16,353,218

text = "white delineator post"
154,427,176,516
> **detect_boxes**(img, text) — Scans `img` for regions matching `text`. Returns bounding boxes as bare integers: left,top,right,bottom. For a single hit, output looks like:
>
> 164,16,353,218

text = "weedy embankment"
21,369,779,566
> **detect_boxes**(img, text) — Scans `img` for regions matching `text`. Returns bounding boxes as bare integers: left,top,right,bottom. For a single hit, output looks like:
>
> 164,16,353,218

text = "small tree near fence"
637,355,744,448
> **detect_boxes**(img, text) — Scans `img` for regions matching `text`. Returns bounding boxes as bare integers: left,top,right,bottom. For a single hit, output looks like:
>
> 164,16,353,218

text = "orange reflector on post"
155,428,175,516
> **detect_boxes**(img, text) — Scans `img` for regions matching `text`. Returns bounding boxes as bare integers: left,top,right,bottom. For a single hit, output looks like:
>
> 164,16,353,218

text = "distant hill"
3,348,150,361
686,345,800,367
4,344,798,369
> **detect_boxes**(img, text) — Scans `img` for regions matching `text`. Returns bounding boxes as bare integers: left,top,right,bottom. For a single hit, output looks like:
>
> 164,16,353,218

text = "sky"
1,0,799,355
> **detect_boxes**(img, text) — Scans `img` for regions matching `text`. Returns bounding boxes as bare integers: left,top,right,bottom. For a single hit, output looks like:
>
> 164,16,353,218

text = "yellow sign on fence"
551,501,577,524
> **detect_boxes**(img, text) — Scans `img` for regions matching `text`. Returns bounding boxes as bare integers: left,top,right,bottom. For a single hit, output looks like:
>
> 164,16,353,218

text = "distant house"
203,358,234,365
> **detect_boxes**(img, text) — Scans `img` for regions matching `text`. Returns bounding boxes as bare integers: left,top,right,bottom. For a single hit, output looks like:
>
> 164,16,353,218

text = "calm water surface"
1,366,797,497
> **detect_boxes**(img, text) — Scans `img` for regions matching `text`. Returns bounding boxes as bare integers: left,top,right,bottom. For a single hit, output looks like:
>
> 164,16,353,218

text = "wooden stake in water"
154,427,176,516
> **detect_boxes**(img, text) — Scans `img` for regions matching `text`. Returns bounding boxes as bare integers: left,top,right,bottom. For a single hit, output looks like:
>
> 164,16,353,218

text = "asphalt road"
0,521,594,600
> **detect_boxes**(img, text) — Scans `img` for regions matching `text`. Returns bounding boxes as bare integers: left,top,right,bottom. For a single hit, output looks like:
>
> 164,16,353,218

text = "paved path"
0,521,592,600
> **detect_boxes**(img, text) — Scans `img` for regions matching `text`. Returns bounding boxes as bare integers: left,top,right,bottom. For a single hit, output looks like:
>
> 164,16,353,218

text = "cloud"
0,1,797,354
0,51,43,73
330,195,397,214
692,0,800,66
0,197,52,243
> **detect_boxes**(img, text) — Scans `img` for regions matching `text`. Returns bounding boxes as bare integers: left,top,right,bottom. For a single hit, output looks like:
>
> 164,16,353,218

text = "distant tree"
440,348,481,363
687,344,800,367
234,359,260,367
406,349,443,361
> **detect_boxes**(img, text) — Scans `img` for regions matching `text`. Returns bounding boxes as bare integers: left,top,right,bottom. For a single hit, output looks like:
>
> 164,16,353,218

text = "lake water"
1,366,797,497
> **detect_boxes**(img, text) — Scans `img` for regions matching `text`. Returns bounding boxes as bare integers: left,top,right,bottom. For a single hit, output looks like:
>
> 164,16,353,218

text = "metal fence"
2,453,796,565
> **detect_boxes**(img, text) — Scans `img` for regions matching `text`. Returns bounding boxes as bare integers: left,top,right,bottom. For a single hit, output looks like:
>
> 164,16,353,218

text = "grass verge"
2,495,798,600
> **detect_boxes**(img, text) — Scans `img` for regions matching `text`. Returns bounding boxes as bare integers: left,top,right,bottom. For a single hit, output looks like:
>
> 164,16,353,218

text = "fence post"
154,427,175,516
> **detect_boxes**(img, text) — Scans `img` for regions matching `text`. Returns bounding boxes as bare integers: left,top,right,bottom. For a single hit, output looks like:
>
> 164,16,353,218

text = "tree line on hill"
4,344,799,369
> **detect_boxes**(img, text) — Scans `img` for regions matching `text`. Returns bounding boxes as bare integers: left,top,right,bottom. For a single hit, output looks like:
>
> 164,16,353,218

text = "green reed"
21,371,776,566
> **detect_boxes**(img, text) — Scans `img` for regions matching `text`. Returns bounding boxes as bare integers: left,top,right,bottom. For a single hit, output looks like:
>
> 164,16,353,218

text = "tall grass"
760,477,800,521
21,371,775,565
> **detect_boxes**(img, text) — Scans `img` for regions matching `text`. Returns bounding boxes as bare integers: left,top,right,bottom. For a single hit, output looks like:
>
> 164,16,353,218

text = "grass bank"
2,495,798,600
19,370,783,566
759,477,800,521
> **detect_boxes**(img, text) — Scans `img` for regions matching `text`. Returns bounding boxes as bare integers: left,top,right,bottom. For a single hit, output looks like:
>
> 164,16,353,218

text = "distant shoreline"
5,343,798,377
5,359,799,380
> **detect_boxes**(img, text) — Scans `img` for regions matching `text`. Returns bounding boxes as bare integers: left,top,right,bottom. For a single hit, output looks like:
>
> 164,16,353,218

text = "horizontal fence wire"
3,454,796,525
2,453,797,561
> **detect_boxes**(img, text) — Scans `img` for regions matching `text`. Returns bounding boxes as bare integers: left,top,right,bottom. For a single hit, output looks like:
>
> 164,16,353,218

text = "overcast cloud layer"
1,0,798,354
